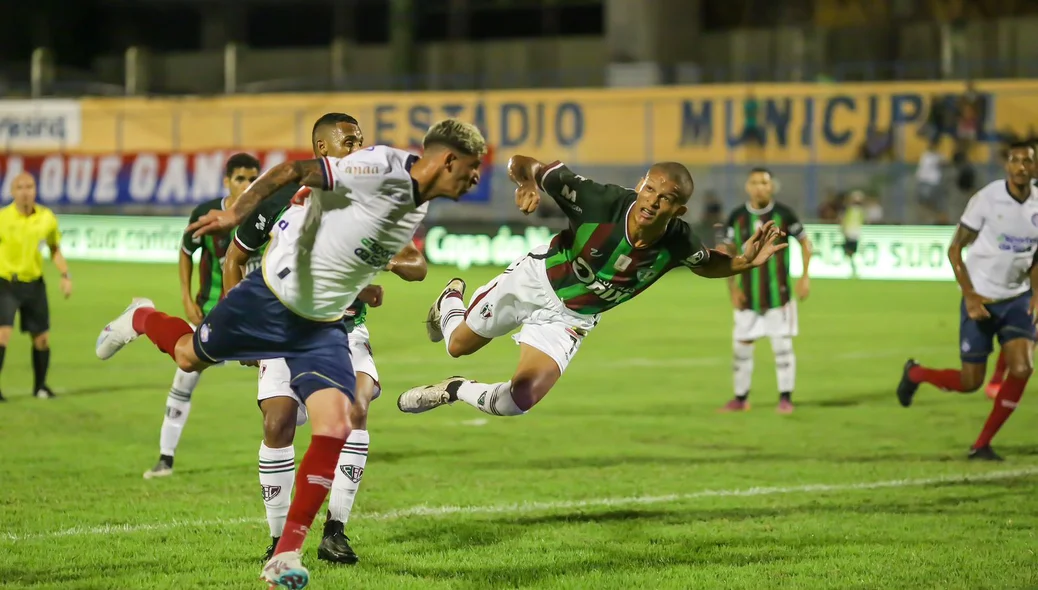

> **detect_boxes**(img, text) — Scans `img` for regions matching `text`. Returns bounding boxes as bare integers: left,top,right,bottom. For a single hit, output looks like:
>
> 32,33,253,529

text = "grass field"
1,262,1037,590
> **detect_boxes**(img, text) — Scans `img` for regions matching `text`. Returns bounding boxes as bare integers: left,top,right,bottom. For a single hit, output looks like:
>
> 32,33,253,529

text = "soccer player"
397,157,787,419
0,172,72,401
95,118,485,589
143,153,261,479
223,121,427,564
719,168,812,414
896,141,1038,461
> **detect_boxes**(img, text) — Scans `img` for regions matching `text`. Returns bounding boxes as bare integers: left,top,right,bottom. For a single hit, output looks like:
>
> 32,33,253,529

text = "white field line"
3,467,1036,543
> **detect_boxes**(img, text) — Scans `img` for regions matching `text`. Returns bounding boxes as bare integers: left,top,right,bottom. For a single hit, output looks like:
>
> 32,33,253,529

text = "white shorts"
464,246,599,374
256,323,380,426
733,301,799,342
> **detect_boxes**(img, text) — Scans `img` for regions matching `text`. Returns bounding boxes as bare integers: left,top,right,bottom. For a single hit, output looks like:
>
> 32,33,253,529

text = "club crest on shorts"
261,485,282,501
199,324,210,343
340,465,364,483
480,303,493,319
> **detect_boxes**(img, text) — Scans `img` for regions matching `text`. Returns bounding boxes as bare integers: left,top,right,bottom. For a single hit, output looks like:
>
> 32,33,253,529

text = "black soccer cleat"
317,520,358,564
263,536,280,562
968,445,1004,462
897,359,920,408
34,385,56,399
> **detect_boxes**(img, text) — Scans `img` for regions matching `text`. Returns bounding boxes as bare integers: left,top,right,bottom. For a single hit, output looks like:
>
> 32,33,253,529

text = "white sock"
455,380,525,416
328,429,369,525
733,341,754,399
258,442,295,538
159,369,201,456
439,292,467,355
771,336,796,394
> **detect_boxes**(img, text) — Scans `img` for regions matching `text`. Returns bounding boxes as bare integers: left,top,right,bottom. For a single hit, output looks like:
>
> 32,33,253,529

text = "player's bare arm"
721,240,746,308
188,160,327,238
179,247,202,325
948,224,990,320
507,155,544,214
1029,248,1038,322
222,241,250,295
693,221,788,278
796,235,813,300
385,242,428,282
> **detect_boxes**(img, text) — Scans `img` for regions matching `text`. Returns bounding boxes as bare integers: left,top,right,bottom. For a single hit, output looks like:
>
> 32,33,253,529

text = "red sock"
989,352,1007,385
908,365,967,392
974,374,1027,449
132,308,193,361
274,435,344,555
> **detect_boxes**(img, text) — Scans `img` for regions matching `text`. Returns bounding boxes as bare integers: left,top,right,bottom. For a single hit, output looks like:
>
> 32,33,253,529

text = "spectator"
740,90,765,148
915,139,948,225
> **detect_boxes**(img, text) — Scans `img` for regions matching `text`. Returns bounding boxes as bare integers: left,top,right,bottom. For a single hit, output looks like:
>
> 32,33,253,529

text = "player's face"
633,171,687,228
317,123,364,159
224,167,260,198
745,172,773,205
11,173,36,208
1005,148,1035,186
439,151,482,200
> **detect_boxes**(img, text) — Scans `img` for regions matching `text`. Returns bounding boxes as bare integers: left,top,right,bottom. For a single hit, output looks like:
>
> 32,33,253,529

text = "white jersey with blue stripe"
960,179,1038,300
262,145,428,321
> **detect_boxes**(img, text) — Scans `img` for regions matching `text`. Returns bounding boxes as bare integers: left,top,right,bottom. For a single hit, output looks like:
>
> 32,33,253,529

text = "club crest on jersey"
636,268,658,282
261,485,282,501
614,255,633,272
340,465,364,483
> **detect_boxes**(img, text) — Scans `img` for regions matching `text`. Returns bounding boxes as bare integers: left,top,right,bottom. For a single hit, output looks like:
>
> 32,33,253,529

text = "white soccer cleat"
95,298,154,360
260,551,309,589
426,278,467,343
397,377,464,414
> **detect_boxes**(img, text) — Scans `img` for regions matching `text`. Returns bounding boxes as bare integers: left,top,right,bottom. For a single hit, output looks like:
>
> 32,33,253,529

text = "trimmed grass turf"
1,262,1036,589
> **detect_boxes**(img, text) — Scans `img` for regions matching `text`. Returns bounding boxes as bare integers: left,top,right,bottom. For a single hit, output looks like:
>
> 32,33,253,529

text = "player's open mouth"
638,208,656,222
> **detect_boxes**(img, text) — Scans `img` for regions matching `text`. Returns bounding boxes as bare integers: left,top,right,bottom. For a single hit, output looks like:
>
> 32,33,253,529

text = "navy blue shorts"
960,291,1037,363
193,272,355,402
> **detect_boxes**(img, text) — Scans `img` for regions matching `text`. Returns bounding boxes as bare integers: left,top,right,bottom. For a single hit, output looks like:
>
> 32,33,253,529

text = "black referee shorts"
0,277,49,334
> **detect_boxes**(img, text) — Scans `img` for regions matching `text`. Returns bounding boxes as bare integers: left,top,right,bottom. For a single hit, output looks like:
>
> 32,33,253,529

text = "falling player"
397,157,787,419
720,167,812,414
897,141,1038,461
95,119,485,589
222,115,427,565
144,153,261,479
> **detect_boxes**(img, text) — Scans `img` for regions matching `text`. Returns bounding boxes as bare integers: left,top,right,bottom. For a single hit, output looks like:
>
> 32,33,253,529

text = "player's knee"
446,336,470,358
960,373,984,392
31,332,49,350
348,397,369,431
263,409,297,448
1007,362,1033,381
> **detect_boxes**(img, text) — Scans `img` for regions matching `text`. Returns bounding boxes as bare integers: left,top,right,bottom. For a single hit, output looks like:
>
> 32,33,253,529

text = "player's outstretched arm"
187,159,326,238
222,241,250,295
386,242,428,282
690,221,787,278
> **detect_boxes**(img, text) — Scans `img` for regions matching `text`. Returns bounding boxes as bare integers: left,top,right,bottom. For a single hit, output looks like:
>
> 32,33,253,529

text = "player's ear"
443,150,458,172
675,204,688,218
223,176,230,191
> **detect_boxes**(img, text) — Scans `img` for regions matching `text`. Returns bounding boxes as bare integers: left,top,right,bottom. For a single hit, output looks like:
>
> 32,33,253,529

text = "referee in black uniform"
0,172,72,400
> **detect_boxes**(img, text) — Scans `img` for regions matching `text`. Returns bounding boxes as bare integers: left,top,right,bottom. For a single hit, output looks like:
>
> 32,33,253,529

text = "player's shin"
259,441,296,538
733,341,754,399
275,388,350,556
131,308,194,362
455,380,525,416
771,336,796,398
328,430,368,524
439,293,466,354
974,365,1031,450
159,369,200,457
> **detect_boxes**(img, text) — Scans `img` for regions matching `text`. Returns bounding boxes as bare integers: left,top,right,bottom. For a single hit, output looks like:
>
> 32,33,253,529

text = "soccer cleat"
397,377,465,414
984,382,1001,400
96,298,154,360
897,359,920,408
143,455,174,480
0,390,6,402
968,445,1004,462
34,385,56,399
776,398,794,414
426,278,467,343
260,551,309,589
317,520,358,564
263,537,280,562
719,398,750,412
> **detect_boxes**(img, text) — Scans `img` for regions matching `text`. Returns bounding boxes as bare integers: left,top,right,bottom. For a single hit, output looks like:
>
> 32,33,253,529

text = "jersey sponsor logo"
341,164,382,176
558,184,583,212
261,485,282,501
354,238,395,268
340,465,365,484
572,257,636,304
996,234,1038,253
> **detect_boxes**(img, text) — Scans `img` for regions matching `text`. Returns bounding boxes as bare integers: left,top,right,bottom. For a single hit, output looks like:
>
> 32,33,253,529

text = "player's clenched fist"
514,182,540,215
